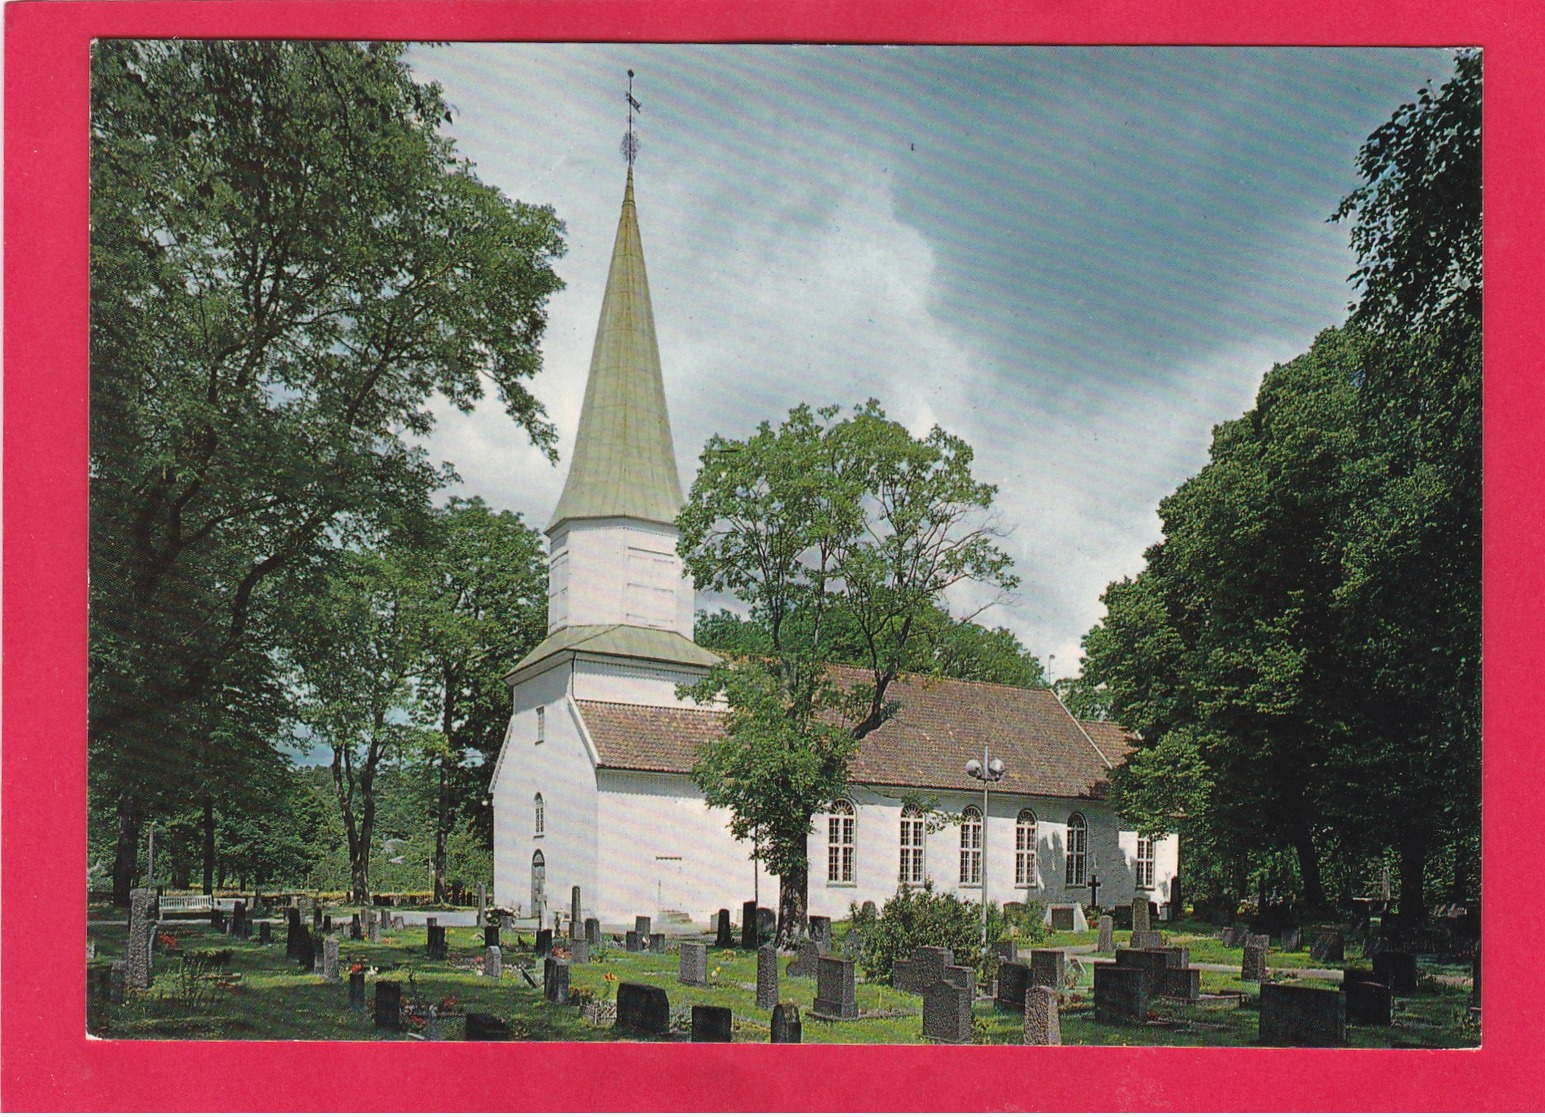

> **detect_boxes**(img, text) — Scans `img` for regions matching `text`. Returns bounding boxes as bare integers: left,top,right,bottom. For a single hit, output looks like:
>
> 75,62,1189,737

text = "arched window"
960,806,983,886
1015,809,1038,887
1065,812,1087,886
530,849,546,914
1135,835,1155,889
899,805,925,885
827,800,855,884
534,793,545,837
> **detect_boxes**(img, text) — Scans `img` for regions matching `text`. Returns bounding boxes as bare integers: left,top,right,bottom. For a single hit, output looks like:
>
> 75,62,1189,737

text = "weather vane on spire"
621,69,641,166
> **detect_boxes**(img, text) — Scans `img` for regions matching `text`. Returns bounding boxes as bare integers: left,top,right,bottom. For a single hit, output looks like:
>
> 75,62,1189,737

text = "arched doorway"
530,850,546,917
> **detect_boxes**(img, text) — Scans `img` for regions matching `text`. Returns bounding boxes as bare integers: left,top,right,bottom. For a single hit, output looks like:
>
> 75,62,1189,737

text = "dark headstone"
1131,930,1165,950
1094,965,1150,1025
943,964,974,992
757,907,776,943
427,923,448,961
809,916,833,950
994,938,1017,964
1220,926,1241,948
1345,980,1394,1026
535,928,553,957
1372,951,1419,996
771,1002,803,1043
296,928,316,972
996,961,1030,1011
625,931,641,953
1024,985,1062,1045
543,957,570,1005
756,943,779,1010
680,942,708,986
1309,931,1345,963
1242,943,1268,982
1280,926,1303,953
350,914,362,941
615,983,671,1034
322,936,340,982
465,1011,511,1040
233,901,248,938
892,959,923,993
812,956,858,1020
635,915,652,938
1258,982,1346,1046
1098,915,1115,953
715,908,734,947
484,923,500,949
1159,967,1201,1001
922,978,972,1043
1168,874,1182,918
742,901,759,949
349,969,367,1013
1243,933,1270,950
585,917,601,946
1029,949,1066,991
570,885,582,926
285,906,303,958
258,921,272,946
905,946,954,995
322,915,333,935
691,1004,734,1042
786,940,821,978
649,932,665,953
374,980,402,1030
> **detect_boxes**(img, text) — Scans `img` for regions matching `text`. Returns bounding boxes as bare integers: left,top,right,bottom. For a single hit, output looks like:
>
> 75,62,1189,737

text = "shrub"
850,881,985,983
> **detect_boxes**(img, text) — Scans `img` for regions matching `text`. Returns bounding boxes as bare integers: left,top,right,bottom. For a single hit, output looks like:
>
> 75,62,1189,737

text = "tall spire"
547,161,683,532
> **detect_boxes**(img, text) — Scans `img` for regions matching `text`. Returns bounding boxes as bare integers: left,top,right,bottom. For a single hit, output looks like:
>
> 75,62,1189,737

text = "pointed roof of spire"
548,168,684,532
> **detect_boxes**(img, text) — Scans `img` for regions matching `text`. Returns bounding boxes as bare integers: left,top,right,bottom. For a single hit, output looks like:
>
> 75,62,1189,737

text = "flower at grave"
350,963,363,975
721,951,736,962
439,995,457,1011
158,933,178,950
409,1014,426,1028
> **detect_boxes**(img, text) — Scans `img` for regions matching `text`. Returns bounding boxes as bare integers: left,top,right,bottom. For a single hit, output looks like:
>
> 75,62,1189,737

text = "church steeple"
547,166,683,533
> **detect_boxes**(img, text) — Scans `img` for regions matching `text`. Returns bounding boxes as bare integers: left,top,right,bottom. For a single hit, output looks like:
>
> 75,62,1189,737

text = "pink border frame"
6,2,1542,1110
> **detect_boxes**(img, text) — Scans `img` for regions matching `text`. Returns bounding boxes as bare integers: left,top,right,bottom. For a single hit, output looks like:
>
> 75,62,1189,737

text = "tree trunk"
1399,833,1427,921
433,757,448,904
202,794,216,895
112,793,142,906
776,858,809,947
1292,826,1327,913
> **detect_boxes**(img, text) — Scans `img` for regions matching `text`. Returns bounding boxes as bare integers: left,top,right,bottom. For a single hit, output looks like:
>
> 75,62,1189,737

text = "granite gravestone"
571,939,590,965
427,921,448,960
485,944,502,981
1372,951,1418,996
679,942,708,987
1098,915,1115,953
1029,949,1066,991
1345,980,1393,1026
535,928,553,957
742,901,759,949
108,961,128,1006
995,961,1030,1011
296,928,316,973
585,917,602,946
994,939,1017,964
349,969,367,1013
1309,931,1345,963
922,979,972,1043
812,956,859,1020
322,915,333,935
126,888,158,991
1258,982,1346,1046
786,940,821,978
771,1002,803,1043
233,901,249,938
809,916,833,951
860,900,878,921
543,957,570,1005
258,921,272,946
1220,926,1241,948
484,923,500,949
1242,943,1268,982
465,1012,512,1040
757,907,777,944
374,980,402,1030
615,983,671,1034
1093,965,1149,1025
1131,897,1151,934
323,936,340,982
943,964,974,992
716,909,734,947
285,906,303,958
649,932,665,953
350,914,363,942
625,931,641,953
1024,985,1062,1045
1280,926,1303,953
1131,930,1165,950
476,884,486,928
571,886,582,927
756,943,779,1010
691,1004,734,1043
635,915,652,939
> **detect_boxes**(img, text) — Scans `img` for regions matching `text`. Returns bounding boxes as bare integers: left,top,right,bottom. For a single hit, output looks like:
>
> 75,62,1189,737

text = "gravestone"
757,907,777,943
323,937,340,982
1372,951,1418,996
427,922,447,961
615,983,671,1034
543,957,570,1005
258,921,272,946
485,944,502,981
1242,943,1268,982
742,901,759,949
771,1002,803,1043
484,923,500,949
366,909,381,944
1049,905,1076,931
1169,874,1182,919
1345,980,1393,1026
1280,926,1303,953
1243,933,1270,950
465,1012,512,1040
691,1004,734,1043
635,915,652,938
994,938,1017,964
943,964,974,992
571,886,582,926
322,914,333,935
1258,982,1346,1046
285,906,303,958
1024,985,1062,1045
1220,926,1240,948
715,909,734,947
1093,965,1150,1025
625,931,641,953
1030,949,1066,991
126,888,157,991
535,928,553,957
809,916,833,951
349,969,367,1014
585,917,602,946
350,914,362,941
922,979,972,1043
374,980,402,1030
860,900,878,921
680,942,708,987
649,932,665,953
1131,930,1165,950
1131,897,1151,934
297,929,316,973
571,939,590,965
812,956,858,1021
913,946,954,994
756,944,780,1010
1098,915,1115,953
313,904,324,932
995,961,1030,1011
1309,931,1345,963
233,901,248,938
313,933,327,975
108,960,128,1006
1159,966,1201,1001
786,940,821,978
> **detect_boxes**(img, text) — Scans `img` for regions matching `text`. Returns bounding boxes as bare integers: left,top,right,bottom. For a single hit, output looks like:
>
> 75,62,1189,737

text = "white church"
489,164,1178,930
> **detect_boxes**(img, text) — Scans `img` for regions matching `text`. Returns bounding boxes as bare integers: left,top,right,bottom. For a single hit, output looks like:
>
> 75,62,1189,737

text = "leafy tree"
679,401,1016,941
89,40,565,902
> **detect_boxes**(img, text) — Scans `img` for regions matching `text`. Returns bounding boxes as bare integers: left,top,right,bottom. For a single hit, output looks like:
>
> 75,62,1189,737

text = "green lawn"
86,913,1477,1046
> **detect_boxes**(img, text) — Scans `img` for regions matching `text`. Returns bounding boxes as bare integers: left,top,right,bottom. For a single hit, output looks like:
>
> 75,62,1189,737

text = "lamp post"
965,748,1006,949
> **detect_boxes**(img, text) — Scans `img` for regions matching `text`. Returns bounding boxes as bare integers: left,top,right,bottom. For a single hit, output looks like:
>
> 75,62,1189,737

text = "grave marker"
786,940,820,978
649,932,665,953
1098,915,1115,953
1030,949,1066,991
680,942,708,987
771,1002,802,1043
615,983,671,1034
1309,931,1345,963
258,921,272,946
1024,985,1061,1045
994,938,1017,964
1345,980,1393,1026
1131,897,1151,934
1280,926,1303,953
484,923,500,949
349,969,366,1013
350,914,362,942
485,944,502,981
233,901,249,938
323,936,340,982
571,886,582,926
756,944,779,1010
543,957,571,1005
535,928,553,957
922,979,972,1043
809,916,833,951
635,915,652,938
585,917,602,946
1093,965,1149,1025
812,956,858,1021
625,931,641,953
465,1012,512,1040
1258,982,1346,1046
476,884,487,928
742,901,759,949
715,909,734,947
374,980,402,1030
571,940,590,965
757,907,777,944
126,888,157,991
995,961,1030,1011
1242,943,1268,982
296,928,316,973
1372,951,1418,996
1131,930,1165,950
691,1004,734,1043
285,906,302,958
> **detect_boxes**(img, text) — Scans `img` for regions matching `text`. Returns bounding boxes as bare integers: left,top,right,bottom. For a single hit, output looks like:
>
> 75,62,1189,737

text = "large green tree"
679,401,1016,941
89,40,565,902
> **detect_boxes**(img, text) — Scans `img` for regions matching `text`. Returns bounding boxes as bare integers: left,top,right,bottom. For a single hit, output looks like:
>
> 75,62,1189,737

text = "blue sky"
409,44,1459,678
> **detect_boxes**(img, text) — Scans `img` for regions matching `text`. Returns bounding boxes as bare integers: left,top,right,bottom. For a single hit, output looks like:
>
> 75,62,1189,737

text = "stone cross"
323,936,340,982
755,943,779,1010
1024,985,1062,1045
770,1002,802,1043
125,888,157,991
679,942,708,986
485,944,502,981
812,956,858,1020
1098,915,1115,953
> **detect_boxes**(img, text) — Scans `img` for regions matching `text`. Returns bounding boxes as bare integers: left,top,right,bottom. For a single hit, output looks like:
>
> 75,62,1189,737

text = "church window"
1015,809,1037,887
827,800,855,884
899,805,925,885
534,793,545,837
547,552,569,631
1136,835,1155,889
959,806,982,886
535,706,545,744
1065,813,1088,886
625,547,677,629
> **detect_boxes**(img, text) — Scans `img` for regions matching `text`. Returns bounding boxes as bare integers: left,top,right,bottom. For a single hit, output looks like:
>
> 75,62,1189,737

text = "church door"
530,850,546,918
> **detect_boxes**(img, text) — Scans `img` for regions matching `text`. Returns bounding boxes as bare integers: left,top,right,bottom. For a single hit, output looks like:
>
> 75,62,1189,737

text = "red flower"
157,933,178,950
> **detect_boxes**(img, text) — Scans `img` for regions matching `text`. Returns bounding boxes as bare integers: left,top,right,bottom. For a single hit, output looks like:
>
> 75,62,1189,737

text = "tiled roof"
1078,719,1138,766
577,667,1123,801
508,623,719,679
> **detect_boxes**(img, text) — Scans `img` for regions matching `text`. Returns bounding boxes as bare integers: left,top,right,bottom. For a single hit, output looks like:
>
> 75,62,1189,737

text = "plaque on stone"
680,942,708,986
812,956,858,1020
1345,980,1393,1026
374,980,402,1030
535,928,553,957
786,940,820,978
1024,984,1061,1045
635,915,652,938
1258,982,1346,1046
1093,965,1149,1025
715,908,734,947
1242,943,1268,982
585,917,602,946
691,1004,734,1042
615,983,671,1034
1098,915,1115,953
756,943,779,1010
485,944,502,981
1372,951,1418,996
1029,948,1066,990
465,1011,512,1040
1309,931,1345,963
996,961,1030,1011
742,901,759,949
771,1002,802,1043
922,978,972,1043
1131,897,1151,934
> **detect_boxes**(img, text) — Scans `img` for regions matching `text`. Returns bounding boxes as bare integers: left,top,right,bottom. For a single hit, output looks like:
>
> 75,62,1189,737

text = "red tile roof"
577,668,1124,801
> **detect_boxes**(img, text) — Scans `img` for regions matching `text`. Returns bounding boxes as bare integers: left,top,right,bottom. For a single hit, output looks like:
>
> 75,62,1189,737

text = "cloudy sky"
407,44,1458,678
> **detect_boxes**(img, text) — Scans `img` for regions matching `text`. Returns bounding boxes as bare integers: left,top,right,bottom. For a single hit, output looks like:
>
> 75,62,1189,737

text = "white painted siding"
546,519,694,638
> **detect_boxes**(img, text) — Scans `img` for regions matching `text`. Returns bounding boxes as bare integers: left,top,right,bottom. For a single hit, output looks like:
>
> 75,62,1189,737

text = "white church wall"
492,667,599,922
547,519,694,638
594,769,758,925
570,656,712,708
